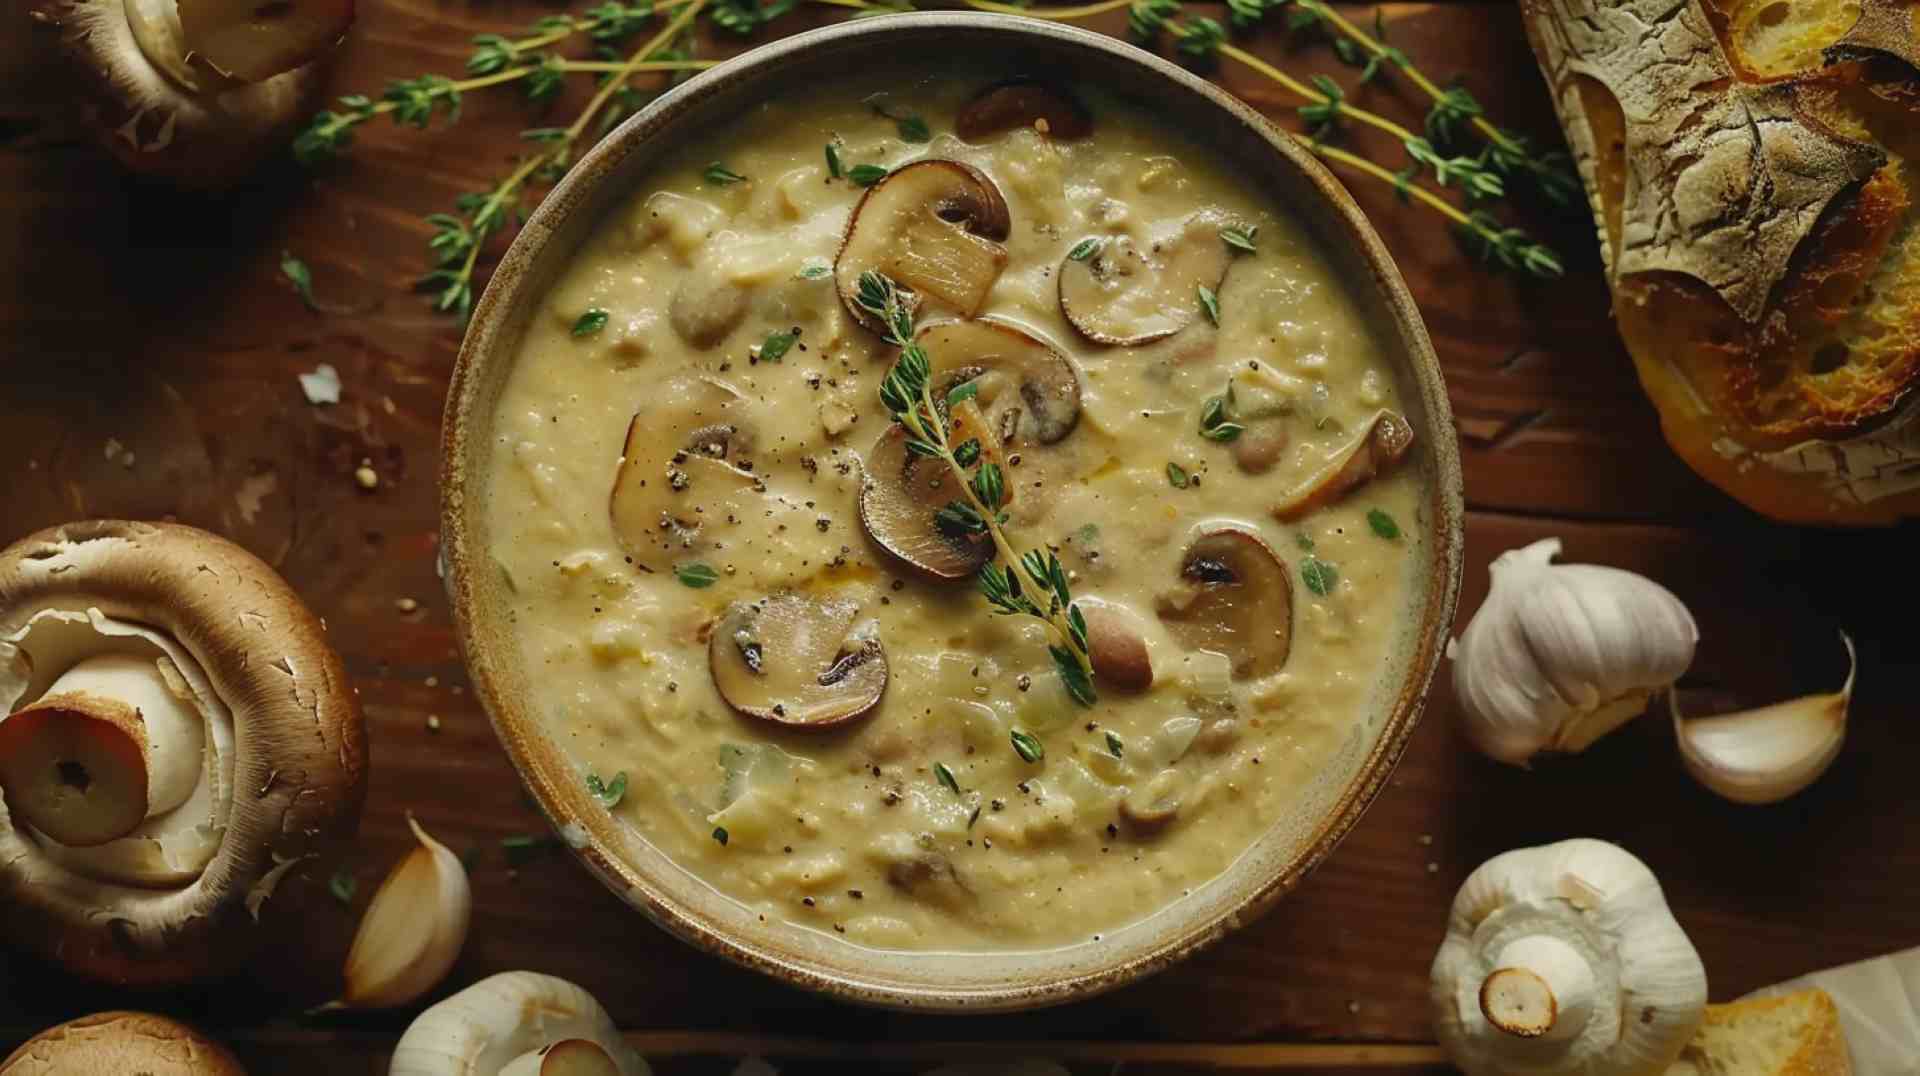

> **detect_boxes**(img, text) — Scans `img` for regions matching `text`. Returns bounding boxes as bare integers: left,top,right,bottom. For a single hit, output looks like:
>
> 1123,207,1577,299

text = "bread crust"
1522,0,1920,523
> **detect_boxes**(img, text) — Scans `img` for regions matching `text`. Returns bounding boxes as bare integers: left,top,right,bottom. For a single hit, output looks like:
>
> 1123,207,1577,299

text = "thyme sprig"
857,271,1098,708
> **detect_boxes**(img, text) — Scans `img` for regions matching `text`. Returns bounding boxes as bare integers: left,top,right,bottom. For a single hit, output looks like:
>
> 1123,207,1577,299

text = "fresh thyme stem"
1313,143,1562,275
1312,3,1517,156
568,0,710,141
856,272,1099,706
1215,38,1412,144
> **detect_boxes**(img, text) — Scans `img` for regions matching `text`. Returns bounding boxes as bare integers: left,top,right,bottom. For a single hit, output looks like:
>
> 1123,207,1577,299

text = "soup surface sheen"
485,69,1425,951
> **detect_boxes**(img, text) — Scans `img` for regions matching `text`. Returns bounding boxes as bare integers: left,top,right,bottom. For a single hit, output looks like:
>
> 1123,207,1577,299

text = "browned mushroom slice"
608,376,760,570
835,160,1012,331
1270,410,1415,522
1077,598,1153,692
954,79,1094,142
1118,769,1184,835
918,317,1082,445
858,399,1009,580
1059,213,1233,346
709,594,887,728
1155,526,1293,679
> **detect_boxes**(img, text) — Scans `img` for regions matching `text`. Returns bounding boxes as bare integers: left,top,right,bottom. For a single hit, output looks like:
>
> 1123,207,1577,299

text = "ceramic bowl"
442,12,1464,1012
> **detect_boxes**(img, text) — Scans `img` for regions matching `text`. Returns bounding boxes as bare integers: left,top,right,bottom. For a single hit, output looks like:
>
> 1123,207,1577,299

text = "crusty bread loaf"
1521,0,1920,524
1665,989,1853,1076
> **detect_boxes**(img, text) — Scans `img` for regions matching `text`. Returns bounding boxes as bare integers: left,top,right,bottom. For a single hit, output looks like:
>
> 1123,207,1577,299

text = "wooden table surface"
3,2,1916,1072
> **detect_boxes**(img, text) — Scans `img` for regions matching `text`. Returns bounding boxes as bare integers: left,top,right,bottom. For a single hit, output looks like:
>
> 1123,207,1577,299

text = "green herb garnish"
587,770,628,808
328,868,356,904
571,308,609,337
1367,508,1401,540
799,263,831,279
1011,729,1046,764
1105,731,1124,758
281,251,318,311
1296,531,1316,551
758,329,797,363
1301,556,1339,596
1067,237,1102,261
1198,395,1244,443
1221,226,1258,254
1198,284,1221,326
825,142,843,178
703,162,747,185
848,164,889,187
896,115,932,142
859,270,1099,709
1167,461,1191,488
674,563,720,588
934,761,961,796
711,826,729,846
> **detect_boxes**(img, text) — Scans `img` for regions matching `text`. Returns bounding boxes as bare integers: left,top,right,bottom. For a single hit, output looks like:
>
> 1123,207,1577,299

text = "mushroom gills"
919,317,1082,446
955,79,1094,141
608,375,761,569
709,594,888,727
1271,409,1415,521
1156,525,1294,679
1059,211,1235,346
836,160,1012,330
859,399,1011,579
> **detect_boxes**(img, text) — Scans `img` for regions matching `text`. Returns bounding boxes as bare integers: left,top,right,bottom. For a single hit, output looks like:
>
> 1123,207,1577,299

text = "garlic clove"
1673,632,1856,805
499,1039,623,1076
389,971,645,1076
337,815,471,1008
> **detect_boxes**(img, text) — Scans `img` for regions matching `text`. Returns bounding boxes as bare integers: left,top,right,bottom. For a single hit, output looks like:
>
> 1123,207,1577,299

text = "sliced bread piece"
1666,989,1852,1076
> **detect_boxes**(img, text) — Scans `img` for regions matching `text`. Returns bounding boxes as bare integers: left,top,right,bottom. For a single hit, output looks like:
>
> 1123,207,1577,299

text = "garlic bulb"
335,816,470,1009
1431,839,1707,1075
1674,632,1856,805
1449,539,1698,765
390,971,648,1076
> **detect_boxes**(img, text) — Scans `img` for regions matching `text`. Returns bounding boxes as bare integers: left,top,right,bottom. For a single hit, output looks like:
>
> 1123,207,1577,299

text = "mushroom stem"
1478,934,1596,1042
0,653,205,847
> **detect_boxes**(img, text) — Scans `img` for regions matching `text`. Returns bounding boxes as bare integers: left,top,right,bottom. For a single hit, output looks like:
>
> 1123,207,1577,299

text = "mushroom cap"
0,520,367,985
35,0,330,189
919,317,1083,447
954,79,1093,142
835,160,1012,332
608,376,762,571
1058,212,1234,346
0,1011,245,1075
1270,410,1415,521
1429,839,1707,1076
708,593,888,728
1155,525,1294,679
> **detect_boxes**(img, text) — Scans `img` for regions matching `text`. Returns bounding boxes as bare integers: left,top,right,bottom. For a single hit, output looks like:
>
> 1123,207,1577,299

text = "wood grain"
2,0,1916,1071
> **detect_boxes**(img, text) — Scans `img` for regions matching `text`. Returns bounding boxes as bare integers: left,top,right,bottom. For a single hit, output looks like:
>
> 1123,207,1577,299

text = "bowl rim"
441,11,1465,1012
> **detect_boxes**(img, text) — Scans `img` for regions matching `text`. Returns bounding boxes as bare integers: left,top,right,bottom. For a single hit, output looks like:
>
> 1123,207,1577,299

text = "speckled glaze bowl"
442,12,1464,1012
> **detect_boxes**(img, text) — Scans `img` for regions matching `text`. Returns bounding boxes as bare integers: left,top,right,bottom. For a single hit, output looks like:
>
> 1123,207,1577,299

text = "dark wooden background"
2,2,1916,1072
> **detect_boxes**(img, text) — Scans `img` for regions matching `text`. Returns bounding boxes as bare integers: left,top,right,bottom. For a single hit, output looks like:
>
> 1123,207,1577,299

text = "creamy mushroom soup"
485,70,1426,950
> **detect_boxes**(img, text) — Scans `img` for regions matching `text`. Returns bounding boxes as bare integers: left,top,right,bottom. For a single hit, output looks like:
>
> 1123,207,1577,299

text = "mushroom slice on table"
835,160,1012,330
1155,525,1294,679
0,1011,246,1075
710,594,888,728
1270,409,1415,521
34,0,354,187
859,399,1010,579
389,971,648,1076
608,375,761,570
1059,211,1235,346
0,520,366,985
919,317,1082,446
955,79,1094,142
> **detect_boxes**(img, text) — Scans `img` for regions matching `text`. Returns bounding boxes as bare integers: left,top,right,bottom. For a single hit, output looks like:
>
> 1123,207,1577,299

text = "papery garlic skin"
1431,839,1707,1076
1674,632,1855,805
389,971,648,1076
338,816,471,1009
1450,539,1698,765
